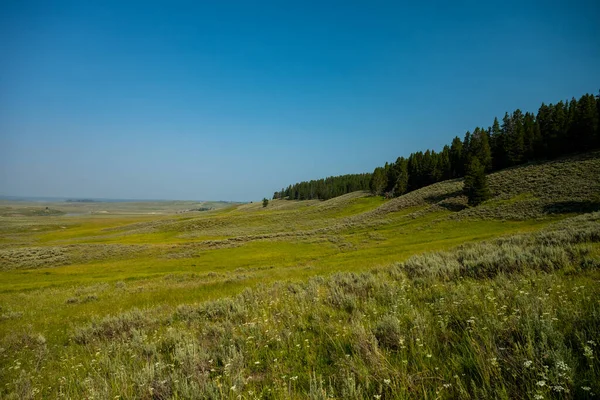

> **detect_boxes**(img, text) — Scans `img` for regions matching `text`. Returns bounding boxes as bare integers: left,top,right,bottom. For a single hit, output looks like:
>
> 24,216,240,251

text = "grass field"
1,152,599,398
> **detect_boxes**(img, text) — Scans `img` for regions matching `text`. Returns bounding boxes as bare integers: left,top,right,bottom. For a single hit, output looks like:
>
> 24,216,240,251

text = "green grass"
0,152,599,399
1,213,598,399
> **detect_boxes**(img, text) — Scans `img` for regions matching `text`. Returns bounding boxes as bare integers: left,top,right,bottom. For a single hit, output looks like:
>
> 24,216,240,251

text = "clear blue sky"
1,0,598,201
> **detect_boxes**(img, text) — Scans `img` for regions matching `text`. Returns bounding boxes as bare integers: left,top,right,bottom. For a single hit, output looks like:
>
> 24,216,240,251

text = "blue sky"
1,0,599,201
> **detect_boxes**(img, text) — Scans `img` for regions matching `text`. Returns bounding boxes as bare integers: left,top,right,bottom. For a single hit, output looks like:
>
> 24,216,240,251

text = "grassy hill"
0,152,599,399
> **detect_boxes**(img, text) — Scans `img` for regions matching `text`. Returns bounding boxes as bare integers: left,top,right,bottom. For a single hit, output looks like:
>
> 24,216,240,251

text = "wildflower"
255,361,260,365
383,379,391,385
374,395,381,399
583,346,594,359
524,360,533,368
231,385,237,391
537,380,546,387
426,354,432,358
582,386,591,391
534,395,544,400
556,361,570,371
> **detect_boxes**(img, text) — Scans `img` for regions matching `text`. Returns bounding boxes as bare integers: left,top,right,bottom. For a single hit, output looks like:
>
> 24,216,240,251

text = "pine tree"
523,112,537,160
469,127,492,171
393,157,409,196
463,158,490,206
262,198,269,208
507,109,525,165
490,117,505,170
439,145,452,180
449,136,464,178
369,167,388,196
577,94,600,150
462,131,472,167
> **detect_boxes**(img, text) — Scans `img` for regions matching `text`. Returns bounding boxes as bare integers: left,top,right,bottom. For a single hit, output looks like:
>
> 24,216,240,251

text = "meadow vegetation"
0,152,599,398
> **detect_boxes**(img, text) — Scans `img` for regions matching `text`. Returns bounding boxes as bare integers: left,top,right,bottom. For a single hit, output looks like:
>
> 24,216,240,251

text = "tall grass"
2,213,598,399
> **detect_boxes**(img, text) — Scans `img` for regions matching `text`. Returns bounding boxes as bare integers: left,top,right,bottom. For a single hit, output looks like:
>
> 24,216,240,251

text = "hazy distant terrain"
0,199,238,218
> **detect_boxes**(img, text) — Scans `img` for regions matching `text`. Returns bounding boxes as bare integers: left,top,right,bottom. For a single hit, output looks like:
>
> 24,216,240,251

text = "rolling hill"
0,151,599,399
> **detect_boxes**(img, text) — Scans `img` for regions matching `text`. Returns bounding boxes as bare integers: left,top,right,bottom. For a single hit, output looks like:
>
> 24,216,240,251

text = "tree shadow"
423,190,468,212
423,190,464,204
438,201,468,212
542,201,600,214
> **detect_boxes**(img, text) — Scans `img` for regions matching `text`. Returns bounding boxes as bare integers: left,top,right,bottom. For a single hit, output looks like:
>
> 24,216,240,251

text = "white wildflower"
584,346,594,359
556,360,570,371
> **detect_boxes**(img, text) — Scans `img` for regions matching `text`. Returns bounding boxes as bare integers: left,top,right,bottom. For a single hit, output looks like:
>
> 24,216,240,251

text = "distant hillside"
97,151,600,245
273,91,599,201
357,151,600,222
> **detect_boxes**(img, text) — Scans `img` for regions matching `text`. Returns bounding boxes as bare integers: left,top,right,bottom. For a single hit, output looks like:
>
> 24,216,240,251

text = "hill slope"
355,151,600,222
0,152,599,399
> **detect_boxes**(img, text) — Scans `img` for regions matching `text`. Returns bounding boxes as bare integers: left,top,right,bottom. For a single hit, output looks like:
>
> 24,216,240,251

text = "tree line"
273,92,599,201
272,173,372,201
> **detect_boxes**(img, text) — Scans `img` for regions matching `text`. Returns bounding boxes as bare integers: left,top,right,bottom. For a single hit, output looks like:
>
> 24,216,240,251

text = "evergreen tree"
462,131,472,168
548,101,567,158
393,157,409,196
507,110,525,165
490,117,505,170
407,152,423,191
384,162,397,194
439,145,452,180
369,167,388,196
449,136,464,178
469,127,492,171
262,198,269,208
523,112,537,160
463,158,491,206
577,94,600,150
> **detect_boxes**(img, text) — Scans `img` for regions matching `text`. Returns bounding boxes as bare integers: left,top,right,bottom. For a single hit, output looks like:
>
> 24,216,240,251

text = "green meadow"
1,152,599,399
